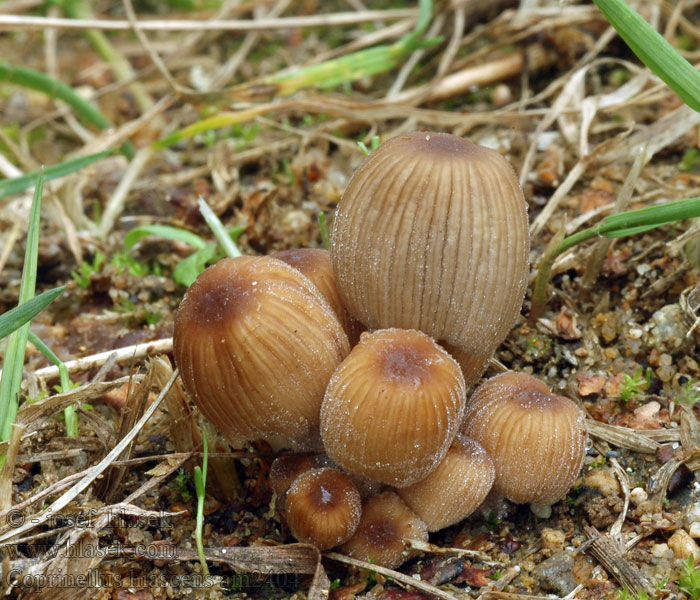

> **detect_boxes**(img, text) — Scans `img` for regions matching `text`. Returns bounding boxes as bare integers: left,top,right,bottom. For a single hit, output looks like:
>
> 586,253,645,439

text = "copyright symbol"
6,509,24,528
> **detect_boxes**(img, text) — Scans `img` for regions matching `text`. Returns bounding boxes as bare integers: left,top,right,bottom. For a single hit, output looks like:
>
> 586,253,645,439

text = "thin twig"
32,337,173,382
324,551,460,600
0,10,417,32
98,146,154,239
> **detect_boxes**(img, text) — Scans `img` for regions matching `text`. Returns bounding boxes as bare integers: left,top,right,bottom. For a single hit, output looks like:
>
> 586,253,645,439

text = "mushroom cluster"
173,132,588,568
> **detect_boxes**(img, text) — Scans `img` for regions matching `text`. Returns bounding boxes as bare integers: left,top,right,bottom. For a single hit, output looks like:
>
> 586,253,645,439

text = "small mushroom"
462,371,587,505
340,491,428,569
273,248,364,345
397,434,495,531
173,256,349,451
331,132,529,385
285,467,362,550
269,453,326,496
321,328,466,487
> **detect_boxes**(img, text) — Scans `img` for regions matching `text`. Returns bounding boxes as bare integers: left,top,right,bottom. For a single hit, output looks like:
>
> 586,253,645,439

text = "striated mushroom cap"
340,491,428,569
321,329,466,487
331,132,529,384
173,256,350,451
269,453,326,496
285,467,362,550
462,371,587,505
397,434,495,532
273,248,364,345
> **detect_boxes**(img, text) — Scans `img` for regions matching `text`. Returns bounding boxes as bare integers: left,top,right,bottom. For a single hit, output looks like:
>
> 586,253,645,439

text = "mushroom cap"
340,491,428,569
273,248,364,345
285,467,362,550
397,434,495,531
269,453,326,496
331,132,529,376
173,256,349,451
321,328,466,487
462,371,587,505
440,342,491,390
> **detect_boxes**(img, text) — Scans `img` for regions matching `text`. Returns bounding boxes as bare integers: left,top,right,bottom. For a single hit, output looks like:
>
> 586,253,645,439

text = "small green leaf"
173,243,217,287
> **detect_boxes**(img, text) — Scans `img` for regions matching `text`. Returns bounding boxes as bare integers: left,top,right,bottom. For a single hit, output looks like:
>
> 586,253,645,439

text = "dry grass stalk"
585,419,661,453
0,10,418,32
583,525,653,595
0,425,26,511
33,338,172,382
406,538,499,565
647,457,688,513
325,551,460,600
0,369,177,543
608,458,631,542
94,363,154,502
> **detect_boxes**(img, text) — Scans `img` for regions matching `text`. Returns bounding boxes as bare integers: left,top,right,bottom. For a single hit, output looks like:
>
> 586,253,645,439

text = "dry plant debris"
2,0,700,599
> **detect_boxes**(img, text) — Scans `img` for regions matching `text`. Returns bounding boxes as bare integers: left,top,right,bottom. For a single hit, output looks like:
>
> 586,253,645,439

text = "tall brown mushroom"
331,132,529,385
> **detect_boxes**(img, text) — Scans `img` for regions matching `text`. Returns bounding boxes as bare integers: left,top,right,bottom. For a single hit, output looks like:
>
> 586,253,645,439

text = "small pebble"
689,522,700,538
668,529,700,560
530,503,552,519
541,528,566,551
630,487,648,506
650,543,673,559
629,328,643,339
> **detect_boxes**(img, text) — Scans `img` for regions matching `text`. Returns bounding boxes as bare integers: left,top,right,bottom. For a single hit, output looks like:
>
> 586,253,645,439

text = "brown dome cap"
273,248,364,346
397,434,495,531
173,256,349,451
285,467,362,550
339,491,428,569
269,453,326,496
320,328,466,487
331,132,529,384
462,371,587,505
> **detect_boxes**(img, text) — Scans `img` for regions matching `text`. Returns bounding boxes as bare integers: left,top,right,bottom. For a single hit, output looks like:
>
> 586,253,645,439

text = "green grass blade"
155,0,438,147
0,151,113,200
0,172,44,442
0,62,134,158
197,197,242,258
318,212,330,250
194,430,209,577
241,0,438,98
594,0,700,113
599,196,700,234
27,331,78,436
124,225,208,251
0,287,65,340
603,224,660,238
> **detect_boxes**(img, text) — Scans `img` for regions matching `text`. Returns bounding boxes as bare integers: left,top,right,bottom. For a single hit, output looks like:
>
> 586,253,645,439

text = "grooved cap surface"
286,468,362,550
331,132,529,358
339,491,428,569
462,371,587,505
174,256,349,450
397,434,495,531
321,328,466,487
